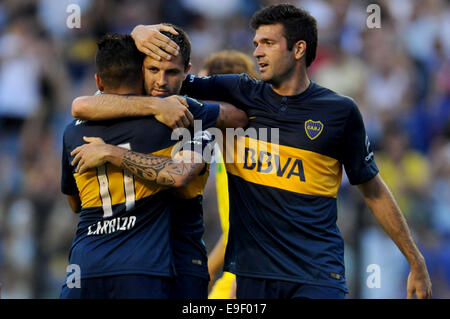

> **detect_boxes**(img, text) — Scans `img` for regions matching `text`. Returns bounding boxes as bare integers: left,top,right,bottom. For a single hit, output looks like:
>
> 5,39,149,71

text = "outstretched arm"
72,95,193,129
358,173,432,299
215,102,248,130
110,147,204,187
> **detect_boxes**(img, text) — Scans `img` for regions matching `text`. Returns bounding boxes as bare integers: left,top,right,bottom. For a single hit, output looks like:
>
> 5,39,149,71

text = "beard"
265,69,293,88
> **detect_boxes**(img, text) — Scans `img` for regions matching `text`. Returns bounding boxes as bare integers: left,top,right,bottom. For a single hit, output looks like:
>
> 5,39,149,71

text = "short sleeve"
180,74,243,103
185,97,220,129
61,132,78,195
341,101,379,185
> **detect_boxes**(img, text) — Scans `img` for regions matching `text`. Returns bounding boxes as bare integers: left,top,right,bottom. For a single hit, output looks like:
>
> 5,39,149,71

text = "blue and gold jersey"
169,151,212,280
181,74,379,292
61,97,219,280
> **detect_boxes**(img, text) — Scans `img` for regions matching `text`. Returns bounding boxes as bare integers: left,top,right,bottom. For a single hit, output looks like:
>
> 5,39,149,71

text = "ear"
95,74,104,91
294,40,307,60
184,62,192,77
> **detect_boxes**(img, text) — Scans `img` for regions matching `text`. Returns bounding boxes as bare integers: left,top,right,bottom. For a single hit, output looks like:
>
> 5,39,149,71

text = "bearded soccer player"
127,5,431,299
60,33,220,298
69,25,247,299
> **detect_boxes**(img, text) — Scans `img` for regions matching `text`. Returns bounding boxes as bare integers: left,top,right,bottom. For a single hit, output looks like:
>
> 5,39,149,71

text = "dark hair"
161,23,191,70
95,33,144,89
250,4,318,67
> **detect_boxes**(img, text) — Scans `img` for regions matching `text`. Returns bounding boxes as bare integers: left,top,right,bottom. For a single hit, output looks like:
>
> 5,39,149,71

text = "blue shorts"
169,274,208,299
236,276,347,299
60,274,173,299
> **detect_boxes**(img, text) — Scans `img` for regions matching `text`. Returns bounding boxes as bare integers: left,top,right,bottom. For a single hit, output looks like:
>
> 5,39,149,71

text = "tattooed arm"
70,137,205,187
116,148,204,187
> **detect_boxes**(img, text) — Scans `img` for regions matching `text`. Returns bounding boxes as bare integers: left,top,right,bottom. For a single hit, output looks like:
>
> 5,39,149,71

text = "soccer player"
60,33,218,298
130,5,432,299
198,50,259,299
69,25,247,299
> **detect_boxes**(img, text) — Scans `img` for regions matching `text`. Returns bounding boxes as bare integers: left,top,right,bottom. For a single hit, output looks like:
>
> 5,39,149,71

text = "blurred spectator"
429,133,450,237
0,13,41,197
37,0,93,38
312,42,368,98
376,125,432,220
181,0,240,19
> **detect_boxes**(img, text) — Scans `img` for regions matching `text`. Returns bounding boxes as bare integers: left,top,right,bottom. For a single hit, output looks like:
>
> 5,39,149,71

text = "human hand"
154,95,193,129
407,263,432,299
71,137,110,174
131,24,179,61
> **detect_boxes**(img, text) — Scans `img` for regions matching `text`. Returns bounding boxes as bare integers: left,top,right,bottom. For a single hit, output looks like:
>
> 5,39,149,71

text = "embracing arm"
130,25,248,129
72,94,154,120
72,94,193,129
72,142,204,188
110,147,204,187
215,102,248,129
70,137,205,187
358,173,432,299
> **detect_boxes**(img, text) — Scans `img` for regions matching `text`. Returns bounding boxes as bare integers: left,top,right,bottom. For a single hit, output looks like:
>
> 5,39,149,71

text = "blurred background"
0,0,448,298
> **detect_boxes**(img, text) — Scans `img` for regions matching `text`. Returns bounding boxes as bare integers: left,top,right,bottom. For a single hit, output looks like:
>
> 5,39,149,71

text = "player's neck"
103,86,142,96
270,66,310,97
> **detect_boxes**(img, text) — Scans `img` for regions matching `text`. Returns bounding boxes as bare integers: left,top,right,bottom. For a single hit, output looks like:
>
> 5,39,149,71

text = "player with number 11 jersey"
61,94,219,297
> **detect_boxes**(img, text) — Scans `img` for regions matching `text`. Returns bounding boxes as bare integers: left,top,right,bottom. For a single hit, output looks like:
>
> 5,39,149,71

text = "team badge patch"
305,120,324,140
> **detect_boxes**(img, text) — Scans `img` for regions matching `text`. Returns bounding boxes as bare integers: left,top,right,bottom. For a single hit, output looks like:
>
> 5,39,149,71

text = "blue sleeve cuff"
347,161,379,185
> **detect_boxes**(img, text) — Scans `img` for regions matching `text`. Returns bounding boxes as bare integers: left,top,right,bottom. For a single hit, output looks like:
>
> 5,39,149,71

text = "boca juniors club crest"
305,120,324,140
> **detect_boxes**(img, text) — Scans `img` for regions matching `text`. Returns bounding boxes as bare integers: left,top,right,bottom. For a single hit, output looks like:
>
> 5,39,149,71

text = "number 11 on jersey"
97,143,136,218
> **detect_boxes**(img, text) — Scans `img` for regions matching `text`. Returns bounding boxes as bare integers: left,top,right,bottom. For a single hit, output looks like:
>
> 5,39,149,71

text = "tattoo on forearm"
120,150,197,186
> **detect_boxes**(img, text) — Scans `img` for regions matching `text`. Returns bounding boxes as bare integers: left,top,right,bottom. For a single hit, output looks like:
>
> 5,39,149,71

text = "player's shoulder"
311,81,358,112
63,118,84,138
64,118,85,129
62,117,107,138
235,73,262,88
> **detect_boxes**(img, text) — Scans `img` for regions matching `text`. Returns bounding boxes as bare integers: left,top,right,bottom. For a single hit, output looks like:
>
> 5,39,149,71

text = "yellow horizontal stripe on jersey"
74,145,175,208
224,136,342,198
